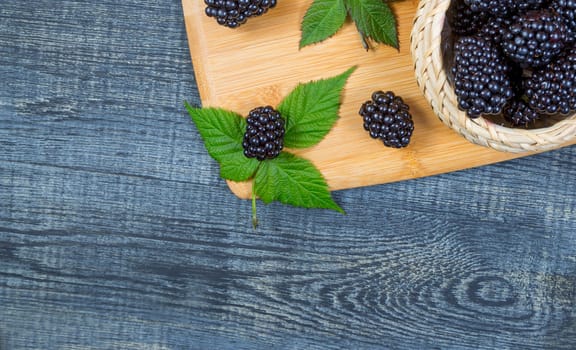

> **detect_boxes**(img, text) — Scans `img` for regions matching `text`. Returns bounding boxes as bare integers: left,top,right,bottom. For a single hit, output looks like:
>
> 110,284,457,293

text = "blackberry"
204,0,277,28
242,106,285,160
501,9,569,68
524,47,576,115
359,91,414,148
451,35,514,118
503,99,541,126
478,15,516,44
551,0,576,35
464,0,515,17
447,0,487,35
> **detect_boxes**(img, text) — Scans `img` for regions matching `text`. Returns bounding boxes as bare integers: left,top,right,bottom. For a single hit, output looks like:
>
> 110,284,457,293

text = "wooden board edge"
181,0,214,105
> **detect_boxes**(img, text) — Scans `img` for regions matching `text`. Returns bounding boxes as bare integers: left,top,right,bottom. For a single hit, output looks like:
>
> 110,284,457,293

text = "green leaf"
254,152,344,213
277,66,356,149
345,0,398,49
185,102,259,182
300,0,348,48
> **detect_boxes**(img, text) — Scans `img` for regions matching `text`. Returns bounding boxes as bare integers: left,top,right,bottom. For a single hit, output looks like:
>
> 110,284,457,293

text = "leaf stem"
251,162,262,229
358,30,370,51
251,181,258,229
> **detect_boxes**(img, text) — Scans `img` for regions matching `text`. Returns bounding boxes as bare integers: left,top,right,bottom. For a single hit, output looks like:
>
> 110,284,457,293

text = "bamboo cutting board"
182,0,534,199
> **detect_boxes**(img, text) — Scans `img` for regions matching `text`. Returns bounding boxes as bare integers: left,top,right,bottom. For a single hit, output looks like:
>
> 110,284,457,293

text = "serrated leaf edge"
300,0,348,48
278,66,356,149
253,152,345,214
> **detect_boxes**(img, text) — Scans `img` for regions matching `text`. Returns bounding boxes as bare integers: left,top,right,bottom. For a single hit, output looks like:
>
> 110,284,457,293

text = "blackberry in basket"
359,91,414,148
503,99,541,126
204,0,277,28
447,0,488,35
412,0,576,152
551,0,576,41
500,9,569,68
242,106,285,161
524,47,576,115
451,35,514,118
478,15,516,44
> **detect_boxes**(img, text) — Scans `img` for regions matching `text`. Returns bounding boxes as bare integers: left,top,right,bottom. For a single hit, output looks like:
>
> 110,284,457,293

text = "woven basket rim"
410,0,576,153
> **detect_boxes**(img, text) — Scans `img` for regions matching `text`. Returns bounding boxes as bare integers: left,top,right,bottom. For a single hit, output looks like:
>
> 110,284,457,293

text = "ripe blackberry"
204,0,277,28
359,91,414,148
524,47,576,115
501,9,569,68
503,99,541,126
451,35,514,118
464,0,515,17
551,0,576,35
478,15,515,44
242,106,285,161
447,0,487,35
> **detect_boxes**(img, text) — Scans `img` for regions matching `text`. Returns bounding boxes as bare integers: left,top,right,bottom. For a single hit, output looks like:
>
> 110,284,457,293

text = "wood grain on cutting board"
182,0,530,199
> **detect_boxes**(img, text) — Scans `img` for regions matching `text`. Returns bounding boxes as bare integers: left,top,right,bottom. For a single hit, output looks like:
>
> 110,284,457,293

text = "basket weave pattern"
410,0,576,153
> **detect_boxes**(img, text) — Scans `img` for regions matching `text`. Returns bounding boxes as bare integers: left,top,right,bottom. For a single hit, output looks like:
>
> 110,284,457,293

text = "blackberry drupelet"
447,0,487,35
242,106,285,161
204,0,277,28
525,47,576,115
501,9,568,68
451,35,514,118
359,91,414,148
503,99,541,126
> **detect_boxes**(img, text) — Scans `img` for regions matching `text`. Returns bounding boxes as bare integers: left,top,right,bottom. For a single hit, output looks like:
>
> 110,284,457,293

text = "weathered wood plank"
0,0,575,349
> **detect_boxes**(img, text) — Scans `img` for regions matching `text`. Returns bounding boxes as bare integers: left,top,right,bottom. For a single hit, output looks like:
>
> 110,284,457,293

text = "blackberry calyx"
359,91,414,148
242,106,285,161
503,99,541,126
204,0,277,28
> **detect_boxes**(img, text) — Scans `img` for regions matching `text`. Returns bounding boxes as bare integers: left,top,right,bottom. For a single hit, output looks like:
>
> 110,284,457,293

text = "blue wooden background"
1,1,575,349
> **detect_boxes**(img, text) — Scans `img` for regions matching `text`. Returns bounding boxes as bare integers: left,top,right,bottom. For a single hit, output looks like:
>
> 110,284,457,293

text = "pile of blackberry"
447,0,576,127
204,0,277,28
358,91,414,148
242,106,285,161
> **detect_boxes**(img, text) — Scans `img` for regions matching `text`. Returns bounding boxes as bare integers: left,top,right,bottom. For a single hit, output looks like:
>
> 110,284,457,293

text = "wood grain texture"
180,0,575,200
1,0,576,349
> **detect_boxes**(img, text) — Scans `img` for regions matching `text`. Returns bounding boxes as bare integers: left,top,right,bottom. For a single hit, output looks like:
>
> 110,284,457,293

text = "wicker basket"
410,0,576,153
